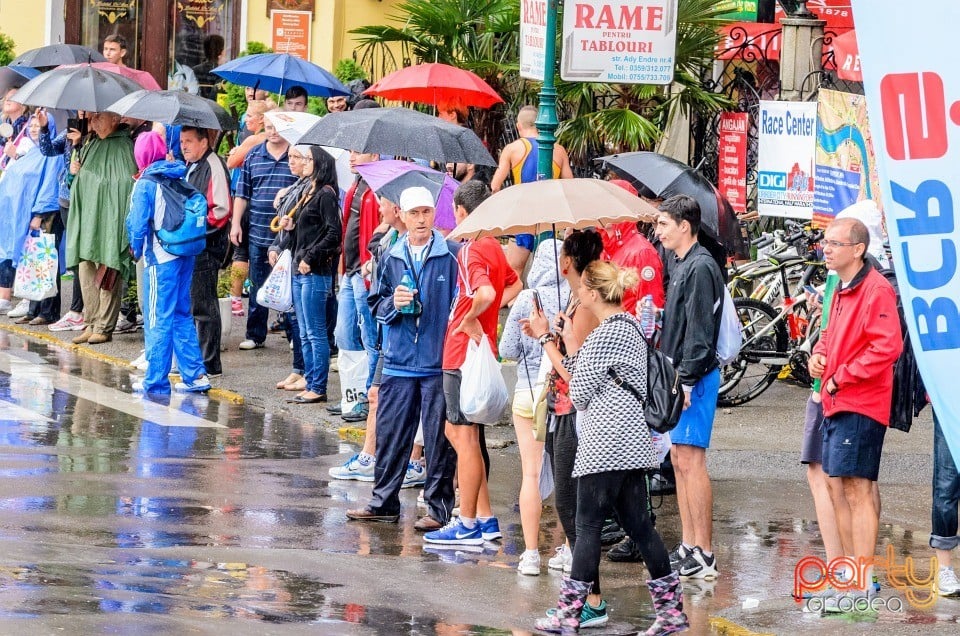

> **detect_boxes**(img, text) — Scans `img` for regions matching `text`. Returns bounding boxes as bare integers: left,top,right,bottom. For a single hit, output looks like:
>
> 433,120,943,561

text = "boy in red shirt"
423,181,522,544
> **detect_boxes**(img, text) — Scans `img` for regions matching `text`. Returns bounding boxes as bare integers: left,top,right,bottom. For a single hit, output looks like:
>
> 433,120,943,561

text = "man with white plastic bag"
346,186,460,527
423,181,521,545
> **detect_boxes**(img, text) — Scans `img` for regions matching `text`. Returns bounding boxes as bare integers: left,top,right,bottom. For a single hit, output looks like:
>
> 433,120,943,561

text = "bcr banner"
718,112,748,215
853,0,960,468
560,0,678,85
757,101,817,219
813,89,882,228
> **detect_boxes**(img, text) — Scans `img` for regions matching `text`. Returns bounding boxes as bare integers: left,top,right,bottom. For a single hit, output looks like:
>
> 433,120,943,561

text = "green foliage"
0,32,16,67
335,58,368,83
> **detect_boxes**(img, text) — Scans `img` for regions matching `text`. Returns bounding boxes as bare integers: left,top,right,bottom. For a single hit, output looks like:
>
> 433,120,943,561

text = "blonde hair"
582,261,638,306
517,105,538,130
246,99,278,118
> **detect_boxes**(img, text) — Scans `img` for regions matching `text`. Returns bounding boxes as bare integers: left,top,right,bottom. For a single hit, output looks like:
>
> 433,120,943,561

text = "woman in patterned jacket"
535,260,688,636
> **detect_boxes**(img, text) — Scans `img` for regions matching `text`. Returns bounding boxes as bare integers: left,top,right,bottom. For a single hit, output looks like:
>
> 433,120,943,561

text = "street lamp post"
535,0,559,181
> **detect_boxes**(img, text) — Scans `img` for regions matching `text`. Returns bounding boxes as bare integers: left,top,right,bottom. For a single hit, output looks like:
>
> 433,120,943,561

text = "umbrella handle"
270,209,296,233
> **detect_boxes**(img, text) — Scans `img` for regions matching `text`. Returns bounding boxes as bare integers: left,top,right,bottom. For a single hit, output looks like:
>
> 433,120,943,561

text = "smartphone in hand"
803,284,823,302
531,289,543,313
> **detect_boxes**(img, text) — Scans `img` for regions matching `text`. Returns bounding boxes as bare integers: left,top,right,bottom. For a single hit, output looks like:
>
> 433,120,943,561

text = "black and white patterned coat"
568,313,658,477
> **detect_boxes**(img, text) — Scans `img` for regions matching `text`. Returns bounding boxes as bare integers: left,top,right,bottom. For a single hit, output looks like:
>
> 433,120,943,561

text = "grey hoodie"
499,239,570,389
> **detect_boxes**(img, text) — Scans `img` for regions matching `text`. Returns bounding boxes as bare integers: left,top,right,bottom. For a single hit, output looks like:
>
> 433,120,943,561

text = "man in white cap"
346,186,459,526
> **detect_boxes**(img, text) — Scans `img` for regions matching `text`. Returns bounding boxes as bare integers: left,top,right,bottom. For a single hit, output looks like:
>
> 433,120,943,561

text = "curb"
338,426,366,444
0,323,245,405
708,617,774,636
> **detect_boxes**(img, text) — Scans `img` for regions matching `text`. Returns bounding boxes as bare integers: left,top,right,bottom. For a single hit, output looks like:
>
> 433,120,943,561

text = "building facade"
1,0,401,86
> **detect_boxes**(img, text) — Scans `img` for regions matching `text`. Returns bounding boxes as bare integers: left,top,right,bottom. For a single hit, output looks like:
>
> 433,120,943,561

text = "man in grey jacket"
656,194,725,581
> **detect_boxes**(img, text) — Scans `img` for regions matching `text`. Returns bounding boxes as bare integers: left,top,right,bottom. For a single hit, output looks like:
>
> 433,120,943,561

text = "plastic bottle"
639,294,656,338
399,269,417,315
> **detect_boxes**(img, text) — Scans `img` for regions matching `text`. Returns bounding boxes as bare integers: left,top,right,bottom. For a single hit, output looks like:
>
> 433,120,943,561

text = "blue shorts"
670,367,720,449
821,411,886,481
515,233,535,252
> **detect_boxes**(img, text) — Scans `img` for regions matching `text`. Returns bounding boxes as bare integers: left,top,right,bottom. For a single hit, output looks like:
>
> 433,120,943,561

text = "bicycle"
728,222,826,305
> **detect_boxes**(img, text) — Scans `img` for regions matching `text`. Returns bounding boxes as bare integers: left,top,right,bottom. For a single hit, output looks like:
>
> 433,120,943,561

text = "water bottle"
639,294,656,338
399,269,417,315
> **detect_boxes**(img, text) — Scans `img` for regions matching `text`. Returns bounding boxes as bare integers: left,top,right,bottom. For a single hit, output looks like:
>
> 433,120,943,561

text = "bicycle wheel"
718,298,789,407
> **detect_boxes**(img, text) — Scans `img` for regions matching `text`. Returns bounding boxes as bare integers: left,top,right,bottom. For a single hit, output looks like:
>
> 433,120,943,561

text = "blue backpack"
142,174,208,257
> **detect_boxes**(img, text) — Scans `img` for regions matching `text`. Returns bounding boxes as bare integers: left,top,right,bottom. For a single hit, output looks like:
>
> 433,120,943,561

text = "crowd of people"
1,34,959,636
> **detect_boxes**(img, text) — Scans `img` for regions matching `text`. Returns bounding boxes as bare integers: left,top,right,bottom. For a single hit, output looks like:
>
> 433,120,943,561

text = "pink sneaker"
49,312,86,332
231,297,244,317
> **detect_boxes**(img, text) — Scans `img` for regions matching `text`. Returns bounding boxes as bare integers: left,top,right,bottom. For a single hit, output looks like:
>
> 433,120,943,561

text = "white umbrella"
266,111,353,191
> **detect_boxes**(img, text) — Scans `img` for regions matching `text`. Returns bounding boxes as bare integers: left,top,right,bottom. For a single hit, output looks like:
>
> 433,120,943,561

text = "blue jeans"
245,242,273,344
334,272,379,388
292,272,332,394
931,412,960,551
0,260,14,288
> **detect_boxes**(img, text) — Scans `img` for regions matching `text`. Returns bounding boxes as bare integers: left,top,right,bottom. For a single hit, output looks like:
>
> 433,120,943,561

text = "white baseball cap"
399,186,435,212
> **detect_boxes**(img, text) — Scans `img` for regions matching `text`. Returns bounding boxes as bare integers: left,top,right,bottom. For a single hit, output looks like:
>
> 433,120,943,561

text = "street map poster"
853,0,960,469
520,1,547,81
560,0,678,84
757,101,817,219
718,112,749,215
813,89,882,228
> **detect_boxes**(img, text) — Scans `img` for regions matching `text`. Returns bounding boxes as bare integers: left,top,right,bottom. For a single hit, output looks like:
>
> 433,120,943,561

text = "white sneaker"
49,311,86,332
7,299,30,318
130,350,148,371
402,461,426,489
238,339,264,350
131,380,145,393
328,454,375,481
518,550,541,576
548,544,573,573
175,376,212,393
0,299,11,315
678,547,719,580
938,567,960,597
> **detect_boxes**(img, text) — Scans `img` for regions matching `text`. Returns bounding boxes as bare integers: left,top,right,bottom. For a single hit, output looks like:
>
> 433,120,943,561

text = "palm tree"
351,0,733,164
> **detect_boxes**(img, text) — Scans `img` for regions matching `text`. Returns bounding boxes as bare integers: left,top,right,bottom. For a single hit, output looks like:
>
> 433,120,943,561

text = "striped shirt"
235,142,296,247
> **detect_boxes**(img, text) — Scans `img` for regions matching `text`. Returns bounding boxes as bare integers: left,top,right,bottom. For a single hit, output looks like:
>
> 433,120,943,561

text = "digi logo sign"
759,171,787,190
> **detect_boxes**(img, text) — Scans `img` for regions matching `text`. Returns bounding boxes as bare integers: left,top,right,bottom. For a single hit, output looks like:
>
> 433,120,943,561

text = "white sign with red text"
560,0,679,84
520,0,548,81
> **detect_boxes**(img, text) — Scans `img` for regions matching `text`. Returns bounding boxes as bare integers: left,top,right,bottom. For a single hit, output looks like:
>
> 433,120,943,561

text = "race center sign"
560,0,679,84
757,101,817,219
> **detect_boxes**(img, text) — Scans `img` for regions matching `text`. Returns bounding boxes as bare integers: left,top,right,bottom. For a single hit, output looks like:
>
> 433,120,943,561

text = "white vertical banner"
560,0,678,84
520,1,548,81
853,0,960,468
757,101,817,219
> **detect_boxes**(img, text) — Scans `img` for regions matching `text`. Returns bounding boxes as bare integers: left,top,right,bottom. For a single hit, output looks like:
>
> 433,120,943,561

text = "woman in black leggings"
534,261,687,635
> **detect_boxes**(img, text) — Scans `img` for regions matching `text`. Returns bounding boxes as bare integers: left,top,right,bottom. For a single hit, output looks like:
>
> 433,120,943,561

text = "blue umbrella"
211,53,349,97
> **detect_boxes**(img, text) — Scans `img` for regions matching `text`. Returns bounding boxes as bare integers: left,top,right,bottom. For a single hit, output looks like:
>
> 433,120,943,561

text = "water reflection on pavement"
1,334,959,634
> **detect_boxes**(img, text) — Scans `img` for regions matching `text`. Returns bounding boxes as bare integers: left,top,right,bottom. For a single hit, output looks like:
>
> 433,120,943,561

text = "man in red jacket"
809,217,902,602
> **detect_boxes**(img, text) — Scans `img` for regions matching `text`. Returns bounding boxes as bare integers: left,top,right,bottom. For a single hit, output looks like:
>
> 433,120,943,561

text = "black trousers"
570,469,671,586
190,248,222,376
546,412,579,546
28,210,65,321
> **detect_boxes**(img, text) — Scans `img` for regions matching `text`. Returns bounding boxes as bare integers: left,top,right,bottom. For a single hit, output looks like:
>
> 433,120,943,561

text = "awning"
717,22,857,74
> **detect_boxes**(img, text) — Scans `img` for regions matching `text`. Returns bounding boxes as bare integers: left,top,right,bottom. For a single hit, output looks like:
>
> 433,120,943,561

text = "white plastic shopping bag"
256,249,293,311
338,349,369,414
459,339,509,424
14,232,58,302
716,286,742,365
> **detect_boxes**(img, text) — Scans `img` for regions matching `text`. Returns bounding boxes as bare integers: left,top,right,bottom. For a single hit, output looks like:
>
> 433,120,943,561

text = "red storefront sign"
718,112,749,214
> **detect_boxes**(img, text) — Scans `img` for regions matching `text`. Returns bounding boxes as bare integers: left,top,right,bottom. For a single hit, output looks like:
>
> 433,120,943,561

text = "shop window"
172,1,239,99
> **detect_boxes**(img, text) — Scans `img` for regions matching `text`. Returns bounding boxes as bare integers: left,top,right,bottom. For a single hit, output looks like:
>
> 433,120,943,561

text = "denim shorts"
821,411,887,481
670,367,720,449
800,395,825,465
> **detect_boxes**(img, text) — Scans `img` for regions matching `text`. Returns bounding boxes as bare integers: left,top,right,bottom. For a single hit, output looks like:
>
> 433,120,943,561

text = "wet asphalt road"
1,328,959,635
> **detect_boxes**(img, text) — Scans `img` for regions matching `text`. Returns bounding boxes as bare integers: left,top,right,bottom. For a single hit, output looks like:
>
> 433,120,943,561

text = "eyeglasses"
821,239,863,248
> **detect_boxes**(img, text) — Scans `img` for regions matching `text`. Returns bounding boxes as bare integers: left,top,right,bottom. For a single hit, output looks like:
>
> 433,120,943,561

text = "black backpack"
879,264,927,432
606,315,684,434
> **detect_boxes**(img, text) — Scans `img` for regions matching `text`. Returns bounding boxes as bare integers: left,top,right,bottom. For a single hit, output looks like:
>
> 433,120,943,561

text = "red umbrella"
831,30,861,82
364,63,503,109
59,62,161,91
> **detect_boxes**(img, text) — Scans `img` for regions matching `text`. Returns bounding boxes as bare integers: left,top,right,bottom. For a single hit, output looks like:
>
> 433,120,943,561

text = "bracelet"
538,333,553,346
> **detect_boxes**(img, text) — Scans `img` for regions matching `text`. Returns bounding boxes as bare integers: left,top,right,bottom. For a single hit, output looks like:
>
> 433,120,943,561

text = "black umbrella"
10,44,106,68
598,151,747,260
11,65,143,112
297,107,496,166
107,90,236,131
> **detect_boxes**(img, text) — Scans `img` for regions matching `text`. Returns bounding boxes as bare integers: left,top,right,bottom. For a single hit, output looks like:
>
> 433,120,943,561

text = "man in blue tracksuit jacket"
126,132,210,395
346,186,459,525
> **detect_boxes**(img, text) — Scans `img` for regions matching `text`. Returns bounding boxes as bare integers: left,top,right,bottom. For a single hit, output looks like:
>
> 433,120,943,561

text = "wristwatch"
538,333,553,347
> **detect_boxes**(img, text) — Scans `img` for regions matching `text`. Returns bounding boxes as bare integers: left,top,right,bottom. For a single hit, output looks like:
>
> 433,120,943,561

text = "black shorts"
232,209,250,263
442,370,471,425
821,411,887,481
372,354,385,387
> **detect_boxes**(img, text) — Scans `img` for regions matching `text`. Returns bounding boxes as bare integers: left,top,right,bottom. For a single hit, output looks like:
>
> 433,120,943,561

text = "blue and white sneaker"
328,454,375,482
175,376,211,393
478,516,502,541
402,461,426,489
423,518,484,546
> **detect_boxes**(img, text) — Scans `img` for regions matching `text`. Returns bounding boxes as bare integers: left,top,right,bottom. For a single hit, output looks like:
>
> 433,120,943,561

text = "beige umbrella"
447,178,660,240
